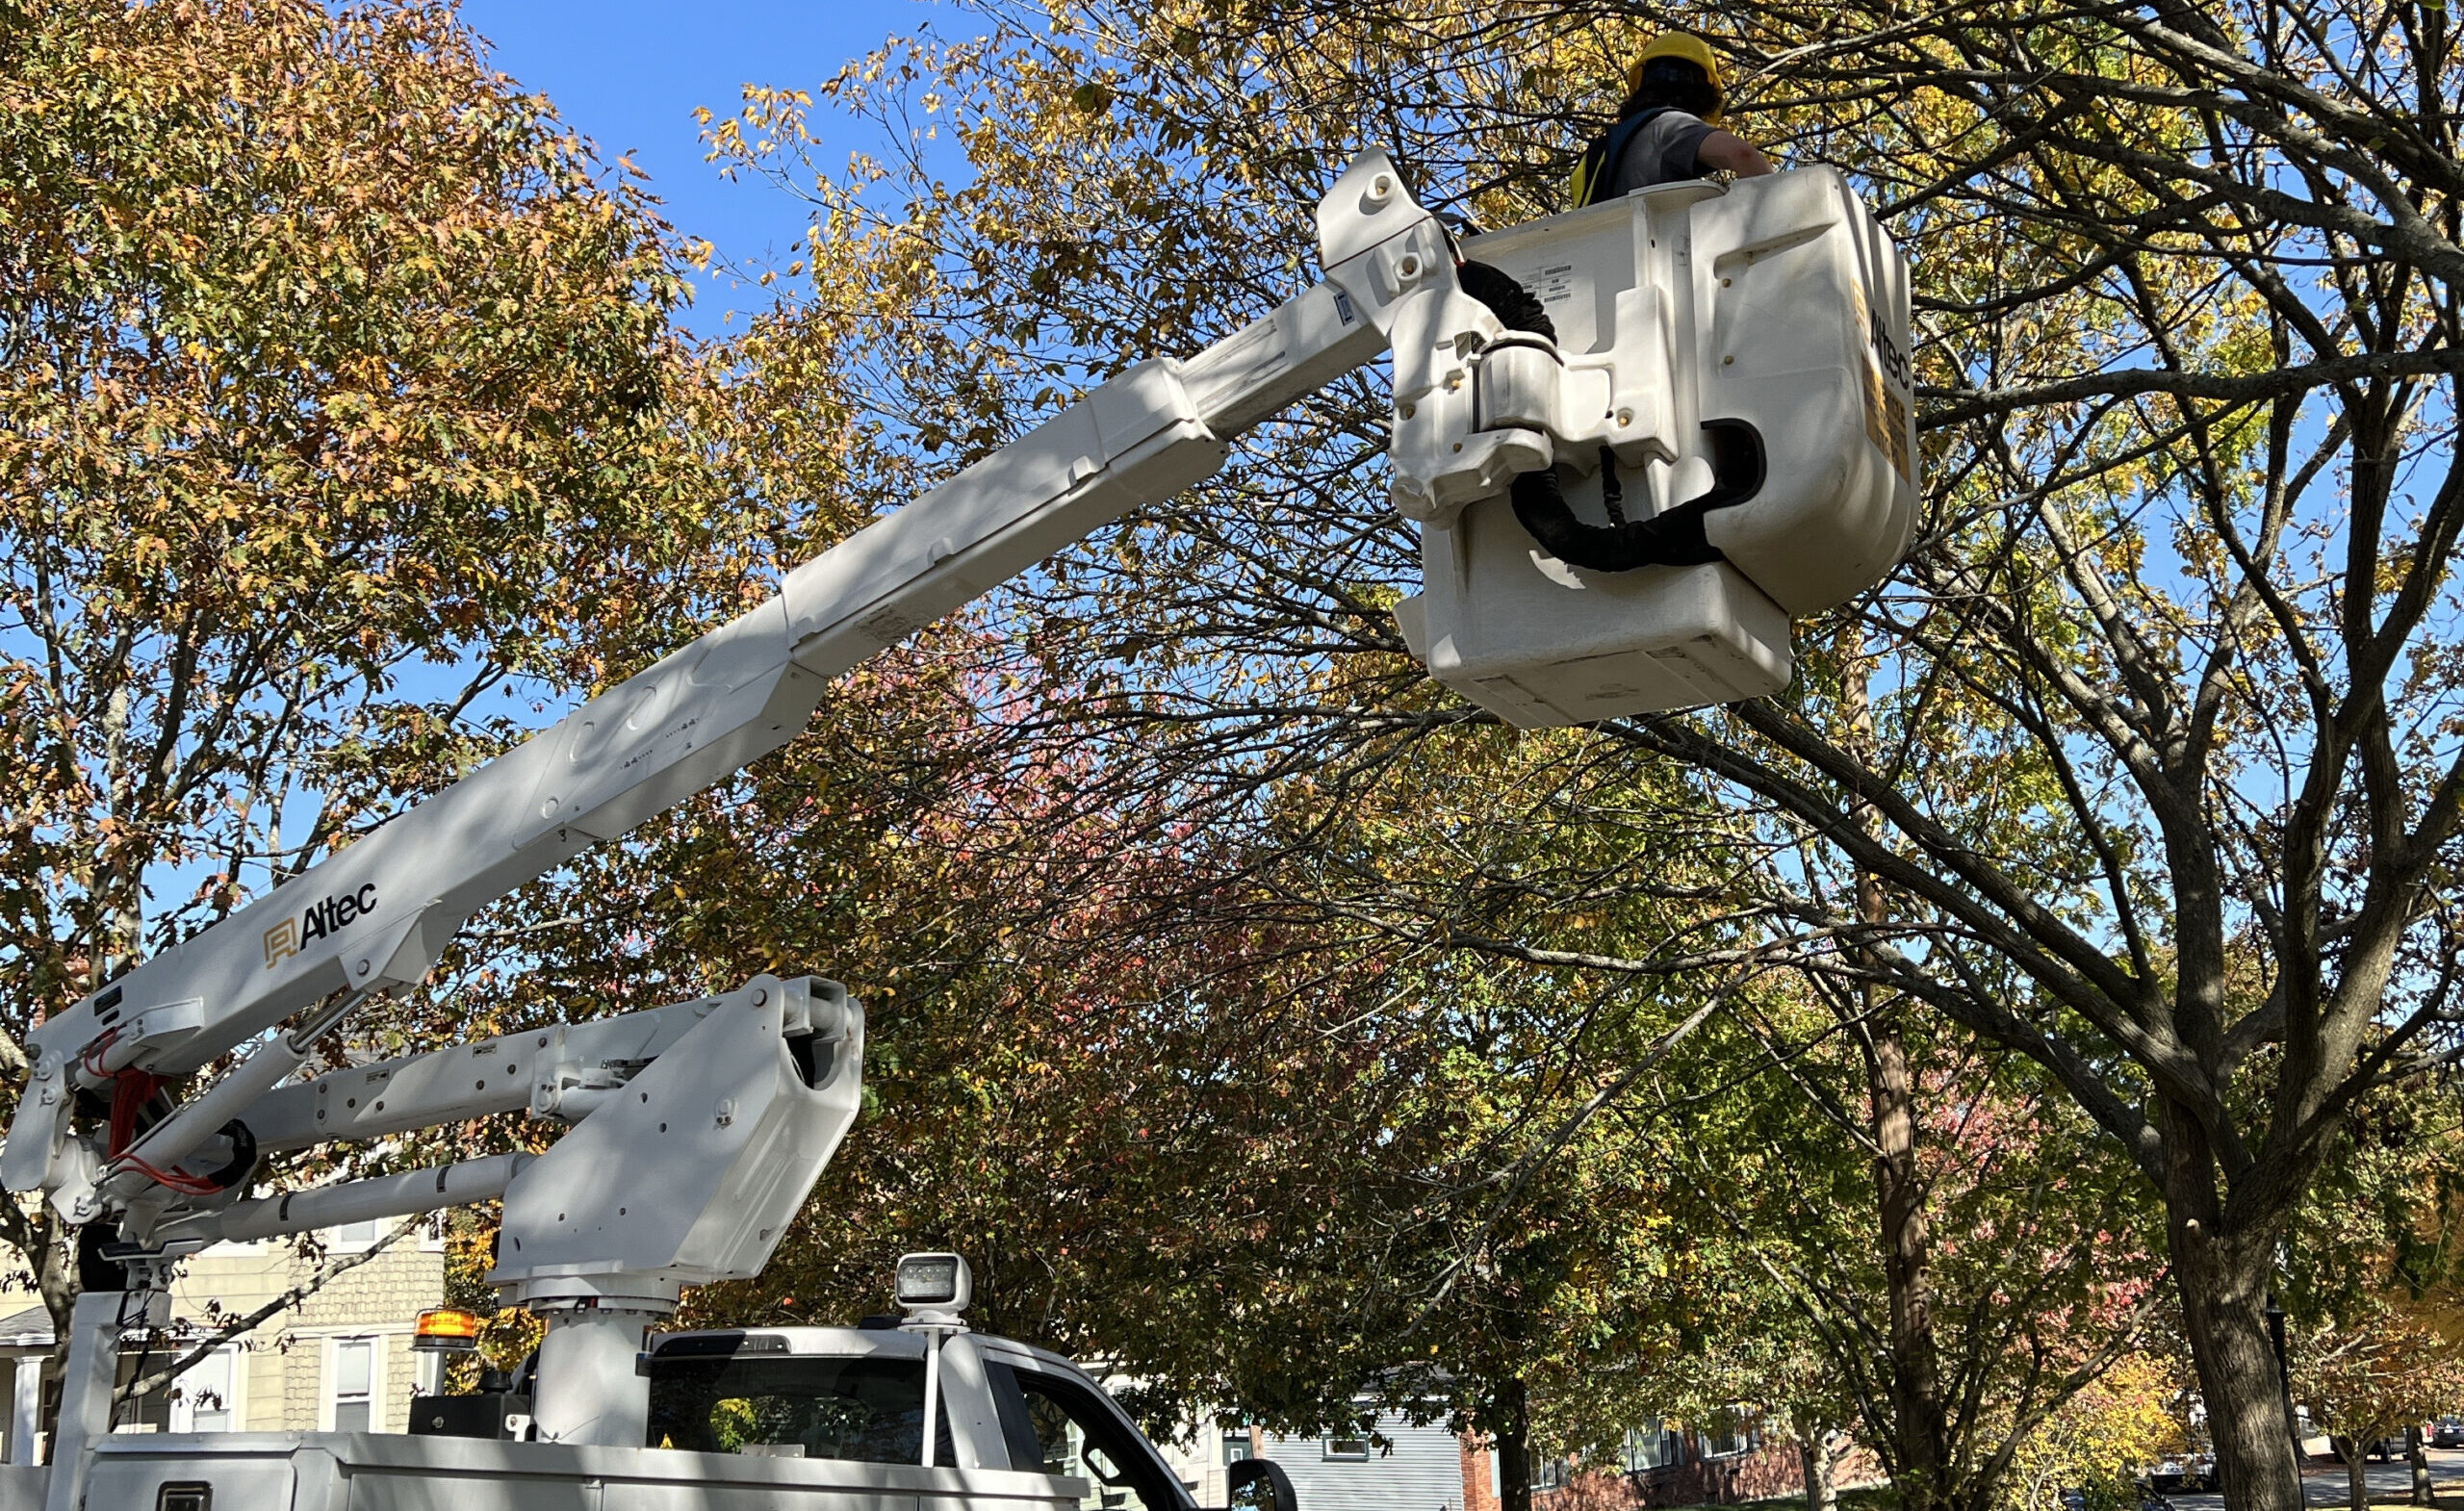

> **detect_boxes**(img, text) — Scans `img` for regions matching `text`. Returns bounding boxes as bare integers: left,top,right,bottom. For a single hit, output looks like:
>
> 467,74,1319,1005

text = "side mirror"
1226,1458,1297,1511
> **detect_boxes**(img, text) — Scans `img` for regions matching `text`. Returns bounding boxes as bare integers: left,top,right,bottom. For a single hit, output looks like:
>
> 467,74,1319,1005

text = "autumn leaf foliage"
0,0,725,1339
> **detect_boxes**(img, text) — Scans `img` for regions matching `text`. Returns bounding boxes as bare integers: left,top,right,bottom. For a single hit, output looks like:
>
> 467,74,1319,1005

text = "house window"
171,1349,236,1432
1699,1421,1751,1460
328,1338,376,1432
1223,1428,1254,1464
111,1353,173,1434
332,1218,382,1250
1624,1425,1680,1473
1322,1434,1371,1460
1535,1458,1571,1491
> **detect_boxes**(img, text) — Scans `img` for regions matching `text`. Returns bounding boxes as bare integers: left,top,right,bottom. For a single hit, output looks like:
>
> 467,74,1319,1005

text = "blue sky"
457,0,938,334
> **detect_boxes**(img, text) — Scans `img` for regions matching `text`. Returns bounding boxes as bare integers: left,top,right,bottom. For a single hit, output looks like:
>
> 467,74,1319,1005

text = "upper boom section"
5,151,1470,1208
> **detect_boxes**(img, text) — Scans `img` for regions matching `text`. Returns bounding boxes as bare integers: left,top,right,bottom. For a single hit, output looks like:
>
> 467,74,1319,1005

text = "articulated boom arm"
7,142,1924,1505
3,151,1483,1227
38,973,866,1481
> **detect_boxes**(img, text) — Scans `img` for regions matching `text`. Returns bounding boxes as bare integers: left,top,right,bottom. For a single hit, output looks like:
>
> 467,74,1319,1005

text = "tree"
2279,1071,2464,1509
1604,963,2165,1510
2001,1353,2186,1511
479,625,1732,1473
687,2,2464,1505
1563,1218,1863,1511
2296,1311,2464,1511
0,0,724,1361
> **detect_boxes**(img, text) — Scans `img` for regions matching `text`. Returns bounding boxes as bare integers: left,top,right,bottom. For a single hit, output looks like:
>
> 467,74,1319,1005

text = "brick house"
0,1218,448,1463
1531,1424,1809,1509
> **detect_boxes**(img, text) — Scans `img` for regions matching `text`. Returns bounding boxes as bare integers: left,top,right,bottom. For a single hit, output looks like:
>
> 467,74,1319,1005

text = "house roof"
0,1306,53,1351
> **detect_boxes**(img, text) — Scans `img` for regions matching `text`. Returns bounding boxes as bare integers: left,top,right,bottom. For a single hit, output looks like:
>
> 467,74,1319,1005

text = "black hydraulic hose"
1456,260,1555,343
200,1117,259,1191
1453,258,1766,574
1511,422,1765,574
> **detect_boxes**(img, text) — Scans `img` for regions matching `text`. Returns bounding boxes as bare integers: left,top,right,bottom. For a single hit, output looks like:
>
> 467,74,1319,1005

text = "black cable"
1451,260,1766,573
113,1290,152,1432
1509,422,1765,575
1455,260,1557,344
199,1119,258,1191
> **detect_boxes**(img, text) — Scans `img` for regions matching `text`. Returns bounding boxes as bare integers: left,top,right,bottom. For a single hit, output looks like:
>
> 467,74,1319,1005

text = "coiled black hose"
1454,260,1763,574
1510,423,1764,573
1456,260,1556,343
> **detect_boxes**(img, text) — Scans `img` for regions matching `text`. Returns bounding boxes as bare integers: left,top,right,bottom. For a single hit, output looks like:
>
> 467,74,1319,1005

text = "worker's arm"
1699,130,1776,177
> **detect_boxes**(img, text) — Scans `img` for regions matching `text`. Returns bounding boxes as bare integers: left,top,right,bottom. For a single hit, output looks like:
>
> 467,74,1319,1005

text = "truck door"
984,1361,1193,1511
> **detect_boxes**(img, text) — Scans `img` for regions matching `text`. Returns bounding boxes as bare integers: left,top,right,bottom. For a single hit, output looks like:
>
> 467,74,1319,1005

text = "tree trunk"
2172,1189,2305,1511
33,1214,80,1447
2332,1437,2367,1511
1493,1377,1531,1511
1840,653,1959,1511
1799,1431,1838,1511
1863,1008,1953,1509
2410,1423,2434,1506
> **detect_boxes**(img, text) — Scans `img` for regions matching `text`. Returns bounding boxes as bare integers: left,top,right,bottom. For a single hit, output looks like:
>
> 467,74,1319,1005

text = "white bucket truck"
87,1249,1300,1511
0,149,1912,1510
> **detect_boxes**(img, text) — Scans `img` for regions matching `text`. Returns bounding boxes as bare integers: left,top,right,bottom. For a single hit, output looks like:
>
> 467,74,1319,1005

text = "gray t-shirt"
1605,109,1718,196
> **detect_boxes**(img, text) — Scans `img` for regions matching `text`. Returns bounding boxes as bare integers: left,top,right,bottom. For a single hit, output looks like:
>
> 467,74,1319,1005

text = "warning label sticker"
1864,359,1913,484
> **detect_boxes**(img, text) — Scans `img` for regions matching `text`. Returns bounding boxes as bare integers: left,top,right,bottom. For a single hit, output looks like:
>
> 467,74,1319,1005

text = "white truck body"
78,1326,1195,1511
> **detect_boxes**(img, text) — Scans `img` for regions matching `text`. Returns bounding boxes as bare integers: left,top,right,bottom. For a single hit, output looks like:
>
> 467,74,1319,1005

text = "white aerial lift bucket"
1391,166,1918,728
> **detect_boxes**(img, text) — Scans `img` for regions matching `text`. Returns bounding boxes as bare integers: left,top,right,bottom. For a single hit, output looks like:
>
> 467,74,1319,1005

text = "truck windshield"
645,1352,956,1464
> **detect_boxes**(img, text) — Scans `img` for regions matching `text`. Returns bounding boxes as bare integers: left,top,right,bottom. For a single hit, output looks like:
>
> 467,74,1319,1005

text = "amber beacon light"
411,1308,483,1353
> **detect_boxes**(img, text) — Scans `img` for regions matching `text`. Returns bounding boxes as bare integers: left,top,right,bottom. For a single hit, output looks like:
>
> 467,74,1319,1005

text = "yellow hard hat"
1624,33,1726,119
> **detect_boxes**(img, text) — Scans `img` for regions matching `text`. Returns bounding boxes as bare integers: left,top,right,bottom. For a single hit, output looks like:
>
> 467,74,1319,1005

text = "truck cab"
642,1325,1194,1511
77,1260,1294,1511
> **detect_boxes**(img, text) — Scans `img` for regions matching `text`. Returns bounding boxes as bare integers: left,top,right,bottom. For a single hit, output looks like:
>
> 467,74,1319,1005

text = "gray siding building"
1257,1410,1486,1511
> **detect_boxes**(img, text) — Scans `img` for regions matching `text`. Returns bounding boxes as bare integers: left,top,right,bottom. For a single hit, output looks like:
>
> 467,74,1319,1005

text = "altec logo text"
263,884,378,968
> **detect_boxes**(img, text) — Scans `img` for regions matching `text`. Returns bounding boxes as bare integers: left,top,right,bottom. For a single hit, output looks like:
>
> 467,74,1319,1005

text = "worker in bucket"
1569,32,1773,203
1450,32,1778,573
1459,33,1772,331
